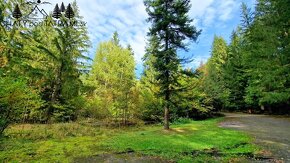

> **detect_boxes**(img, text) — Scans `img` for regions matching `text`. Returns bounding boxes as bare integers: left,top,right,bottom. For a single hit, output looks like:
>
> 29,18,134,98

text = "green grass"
0,118,259,162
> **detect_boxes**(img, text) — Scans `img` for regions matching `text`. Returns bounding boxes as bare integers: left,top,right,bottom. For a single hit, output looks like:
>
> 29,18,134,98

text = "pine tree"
204,36,228,110
32,2,90,121
223,29,247,111
144,0,201,129
140,35,164,122
242,0,289,112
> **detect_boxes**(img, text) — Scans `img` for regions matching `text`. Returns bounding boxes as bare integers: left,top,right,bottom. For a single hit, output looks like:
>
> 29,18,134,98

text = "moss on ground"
0,118,259,162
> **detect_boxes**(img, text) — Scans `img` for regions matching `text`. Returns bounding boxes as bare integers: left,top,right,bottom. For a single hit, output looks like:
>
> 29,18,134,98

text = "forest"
0,0,289,162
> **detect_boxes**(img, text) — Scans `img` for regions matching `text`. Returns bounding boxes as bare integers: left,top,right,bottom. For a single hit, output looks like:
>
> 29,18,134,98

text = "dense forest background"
0,0,289,134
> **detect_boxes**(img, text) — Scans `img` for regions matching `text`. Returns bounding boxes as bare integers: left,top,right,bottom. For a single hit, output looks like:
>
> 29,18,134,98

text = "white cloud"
39,0,148,63
203,7,216,26
38,0,242,69
218,0,236,21
74,0,149,63
186,0,243,69
190,0,214,17
190,0,239,28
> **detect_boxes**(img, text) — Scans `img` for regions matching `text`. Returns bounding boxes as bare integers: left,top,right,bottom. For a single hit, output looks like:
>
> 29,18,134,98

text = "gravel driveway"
220,113,290,163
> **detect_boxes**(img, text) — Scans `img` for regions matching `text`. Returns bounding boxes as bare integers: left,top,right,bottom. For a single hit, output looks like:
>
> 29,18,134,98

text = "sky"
41,0,256,77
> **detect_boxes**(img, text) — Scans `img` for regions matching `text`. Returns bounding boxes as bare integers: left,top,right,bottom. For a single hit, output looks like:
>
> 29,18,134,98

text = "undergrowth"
0,118,259,162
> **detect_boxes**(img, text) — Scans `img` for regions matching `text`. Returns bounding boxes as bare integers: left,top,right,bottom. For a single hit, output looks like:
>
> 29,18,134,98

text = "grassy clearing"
0,118,259,162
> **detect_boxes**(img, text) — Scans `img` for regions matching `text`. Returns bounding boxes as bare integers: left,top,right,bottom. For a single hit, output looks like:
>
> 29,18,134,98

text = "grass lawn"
0,118,259,162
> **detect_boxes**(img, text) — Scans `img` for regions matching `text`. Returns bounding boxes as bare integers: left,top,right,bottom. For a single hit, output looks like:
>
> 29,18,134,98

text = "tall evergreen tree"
242,0,289,112
26,1,90,121
144,0,201,129
204,36,228,110
223,29,247,111
140,35,164,122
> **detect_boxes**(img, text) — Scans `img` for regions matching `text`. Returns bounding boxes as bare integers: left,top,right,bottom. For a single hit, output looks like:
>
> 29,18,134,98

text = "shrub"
0,76,43,135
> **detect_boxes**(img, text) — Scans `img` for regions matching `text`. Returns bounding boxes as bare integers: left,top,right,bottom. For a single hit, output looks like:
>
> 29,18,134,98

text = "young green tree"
141,36,212,121
203,36,228,110
144,0,201,129
178,66,214,119
222,29,247,111
87,33,135,123
140,35,164,122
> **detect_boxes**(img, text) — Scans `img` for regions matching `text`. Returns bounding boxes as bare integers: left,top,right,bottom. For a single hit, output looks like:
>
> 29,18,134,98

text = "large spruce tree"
242,0,290,112
144,0,201,129
204,36,228,110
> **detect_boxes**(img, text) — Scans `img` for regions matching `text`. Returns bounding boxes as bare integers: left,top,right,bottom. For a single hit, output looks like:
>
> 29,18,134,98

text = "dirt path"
220,113,290,162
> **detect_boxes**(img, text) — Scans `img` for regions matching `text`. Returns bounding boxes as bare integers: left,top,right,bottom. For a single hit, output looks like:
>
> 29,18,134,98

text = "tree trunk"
0,107,11,134
48,60,64,122
268,106,272,114
0,122,8,135
51,65,63,103
164,90,170,130
164,105,169,130
123,107,126,125
163,0,170,130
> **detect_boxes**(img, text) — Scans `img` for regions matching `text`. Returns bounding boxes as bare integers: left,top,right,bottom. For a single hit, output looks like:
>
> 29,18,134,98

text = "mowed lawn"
0,118,259,162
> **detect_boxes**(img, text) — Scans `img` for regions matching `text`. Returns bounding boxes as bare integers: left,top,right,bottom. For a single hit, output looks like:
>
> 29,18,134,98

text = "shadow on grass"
0,118,259,162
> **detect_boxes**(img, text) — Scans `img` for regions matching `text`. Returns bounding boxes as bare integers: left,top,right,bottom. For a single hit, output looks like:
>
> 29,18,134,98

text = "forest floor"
220,113,290,163
0,118,259,163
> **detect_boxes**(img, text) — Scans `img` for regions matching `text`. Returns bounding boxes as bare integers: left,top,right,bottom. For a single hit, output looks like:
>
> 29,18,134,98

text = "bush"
80,97,111,119
172,117,193,125
0,76,43,134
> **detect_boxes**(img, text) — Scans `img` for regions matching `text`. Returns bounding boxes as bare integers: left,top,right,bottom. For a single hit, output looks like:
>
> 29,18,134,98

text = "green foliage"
0,76,43,134
176,69,214,118
139,85,164,122
144,0,201,129
85,33,136,123
0,119,258,162
202,36,228,110
242,0,290,110
4,122,102,140
81,96,110,119
0,1,91,127
222,30,247,111
172,117,192,125
36,21,90,121
202,0,290,113
140,35,164,122
141,35,213,121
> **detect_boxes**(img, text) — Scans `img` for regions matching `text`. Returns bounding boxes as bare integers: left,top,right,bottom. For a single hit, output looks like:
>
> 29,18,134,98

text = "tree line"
1,0,289,134
202,0,290,114
1,1,90,133
0,0,206,132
